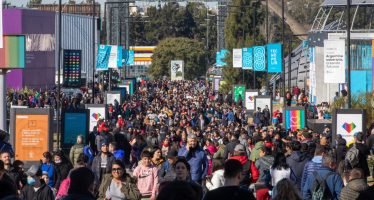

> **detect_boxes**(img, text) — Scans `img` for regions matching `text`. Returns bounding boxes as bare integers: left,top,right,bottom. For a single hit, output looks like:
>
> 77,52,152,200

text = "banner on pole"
96,45,123,70
171,60,184,80
253,46,266,71
242,48,253,70
123,50,135,65
233,85,245,102
233,49,243,68
324,40,346,83
267,43,282,73
216,49,228,67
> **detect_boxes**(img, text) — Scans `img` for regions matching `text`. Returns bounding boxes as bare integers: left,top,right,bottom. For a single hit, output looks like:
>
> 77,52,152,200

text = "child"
133,150,159,200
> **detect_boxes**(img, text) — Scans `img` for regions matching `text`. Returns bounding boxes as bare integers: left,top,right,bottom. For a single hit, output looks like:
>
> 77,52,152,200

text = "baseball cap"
234,144,246,152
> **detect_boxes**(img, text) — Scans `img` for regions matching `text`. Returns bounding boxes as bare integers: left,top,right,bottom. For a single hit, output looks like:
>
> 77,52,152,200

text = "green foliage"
149,37,206,80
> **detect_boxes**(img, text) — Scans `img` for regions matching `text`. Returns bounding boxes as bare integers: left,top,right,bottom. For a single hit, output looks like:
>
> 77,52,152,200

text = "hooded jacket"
230,155,251,186
340,178,368,200
300,156,323,192
286,151,309,191
255,155,274,184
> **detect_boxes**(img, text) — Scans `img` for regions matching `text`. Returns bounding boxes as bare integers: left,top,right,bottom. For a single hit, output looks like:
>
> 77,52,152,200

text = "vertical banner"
253,46,266,71
233,85,246,102
214,77,221,92
0,0,3,48
245,90,258,110
216,49,228,67
372,40,374,91
123,49,135,65
267,43,282,73
324,40,346,83
0,36,26,69
62,111,89,148
170,60,184,80
108,45,120,68
63,50,82,88
233,48,243,68
96,45,110,71
284,108,306,131
309,47,317,104
333,109,365,146
242,48,253,70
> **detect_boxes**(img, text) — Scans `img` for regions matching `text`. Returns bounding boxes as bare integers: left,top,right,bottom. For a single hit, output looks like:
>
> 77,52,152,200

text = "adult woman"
151,146,165,168
98,160,141,200
54,151,73,190
205,159,225,191
270,153,291,198
272,178,301,200
39,152,56,188
174,158,191,181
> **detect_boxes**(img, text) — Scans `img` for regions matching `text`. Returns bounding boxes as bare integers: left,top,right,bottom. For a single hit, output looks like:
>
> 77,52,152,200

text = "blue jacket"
301,156,322,190
302,167,344,200
286,151,309,191
178,146,208,182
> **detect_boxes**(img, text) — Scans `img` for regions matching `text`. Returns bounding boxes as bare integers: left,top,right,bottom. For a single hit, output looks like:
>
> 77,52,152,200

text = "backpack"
345,144,359,168
83,145,94,162
311,171,334,200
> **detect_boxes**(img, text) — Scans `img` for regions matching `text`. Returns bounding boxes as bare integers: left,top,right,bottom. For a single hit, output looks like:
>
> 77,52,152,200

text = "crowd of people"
1,80,374,200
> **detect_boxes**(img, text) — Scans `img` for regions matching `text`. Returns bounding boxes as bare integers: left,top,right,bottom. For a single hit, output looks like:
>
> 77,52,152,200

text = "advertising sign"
96,45,123,70
309,47,316,103
10,108,52,163
86,104,106,132
106,92,121,105
108,45,122,68
254,96,272,121
233,49,243,68
245,90,258,110
267,43,282,73
170,60,184,80
63,50,82,88
284,107,306,131
253,46,266,71
62,111,89,148
333,109,365,146
242,48,253,70
0,35,26,69
233,85,245,102
216,49,228,67
123,50,135,65
214,77,221,92
324,40,346,83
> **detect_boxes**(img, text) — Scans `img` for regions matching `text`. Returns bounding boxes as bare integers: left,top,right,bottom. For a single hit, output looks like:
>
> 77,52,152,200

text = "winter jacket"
340,178,368,200
230,155,251,186
249,141,264,162
178,146,208,182
158,161,176,183
206,169,225,191
91,153,115,187
98,174,141,200
300,156,323,191
354,143,370,177
69,143,84,166
286,151,309,191
213,145,225,159
302,167,344,200
54,162,73,190
132,165,158,199
335,139,347,166
20,183,55,200
56,178,70,200
40,163,56,187
255,155,274,185
223,139,240,159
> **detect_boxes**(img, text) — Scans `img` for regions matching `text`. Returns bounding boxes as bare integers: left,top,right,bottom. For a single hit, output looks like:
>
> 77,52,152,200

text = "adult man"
203,159,255,200
223,132,240,160
229,144,251,187
91,141,115,190
349,132,370,177
158,150,178,182
178,134,208,184
20,165,54,200
302,154,343,200
0,151,12,172
286,141,309,192
300,145,325,190
0,130,14,157
340,168,369,200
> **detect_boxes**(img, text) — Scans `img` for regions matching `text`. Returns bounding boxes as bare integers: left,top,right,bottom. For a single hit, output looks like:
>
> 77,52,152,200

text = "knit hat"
234,144,246,152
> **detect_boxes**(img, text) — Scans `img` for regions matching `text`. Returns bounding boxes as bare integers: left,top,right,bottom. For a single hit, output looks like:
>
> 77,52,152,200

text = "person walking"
91,141,116,191
133,151,158,200
340,168,369,200
60,167,96,200
69,135,84,166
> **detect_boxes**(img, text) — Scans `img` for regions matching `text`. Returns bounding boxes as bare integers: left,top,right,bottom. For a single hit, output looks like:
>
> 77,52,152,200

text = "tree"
149,38,206,80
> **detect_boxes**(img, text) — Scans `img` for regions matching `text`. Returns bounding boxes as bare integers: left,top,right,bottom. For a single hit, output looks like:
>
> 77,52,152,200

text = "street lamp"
347,0,351,108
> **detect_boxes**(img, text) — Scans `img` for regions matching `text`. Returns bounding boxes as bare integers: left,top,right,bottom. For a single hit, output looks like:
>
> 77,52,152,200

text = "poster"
87,106,106,132
170,60,184,80
324,40,346,83
106,92,121,105
0,35,26,69
233,49,243,68
309,47,316,104
254,96,272,116
285,109,306,131
63,112,88,146
242,48,253,70
233,85,245,102
245,91,258,110
336,113,363,145
216,49,228,67
214,78,220,92
14,114,49,161
267,43,282,73
253,46,266,71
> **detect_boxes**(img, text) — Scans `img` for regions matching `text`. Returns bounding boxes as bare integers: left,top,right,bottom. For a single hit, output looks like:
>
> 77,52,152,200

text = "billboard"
253,46,266,71
96,45,122,70
86,104,106,132
62,110,89,148
63,49,82,87
324,40,346,83
213,77,221,92
10,108,53,163
170,60,184,80
106,91,121,105
245,90,258,110
284,107,306,131
254,96,272,122
242,47,253,70
333,109,365,146
267,43,282,73
233,85,245,102
233,49,243,68
0,35,26,69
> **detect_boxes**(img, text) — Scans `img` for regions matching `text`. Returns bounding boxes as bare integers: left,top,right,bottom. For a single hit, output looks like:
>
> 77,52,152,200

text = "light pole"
92,0,96,101
56,0,62,149
347,0,351,108
281,0,285,96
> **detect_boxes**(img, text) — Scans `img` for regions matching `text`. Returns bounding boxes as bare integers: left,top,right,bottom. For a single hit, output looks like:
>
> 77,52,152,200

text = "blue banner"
96,45,110,71
117,46,123,67
123,50,135,65
267,43,282,73
216,49,228,67
242,47,253,70
253,46,266,71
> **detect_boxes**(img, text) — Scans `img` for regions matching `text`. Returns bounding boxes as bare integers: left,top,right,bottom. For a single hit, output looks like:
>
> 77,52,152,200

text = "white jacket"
206,169,225,190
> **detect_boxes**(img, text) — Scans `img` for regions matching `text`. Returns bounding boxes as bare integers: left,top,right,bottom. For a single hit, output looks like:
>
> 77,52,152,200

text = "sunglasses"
112,168,123,172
